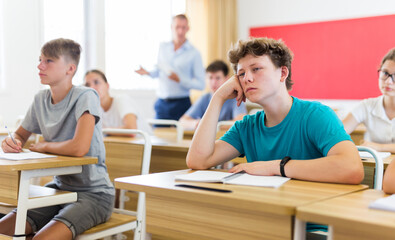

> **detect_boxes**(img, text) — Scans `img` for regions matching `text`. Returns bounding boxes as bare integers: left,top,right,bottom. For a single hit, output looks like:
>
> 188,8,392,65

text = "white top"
351,95,395,143
102,94,152,134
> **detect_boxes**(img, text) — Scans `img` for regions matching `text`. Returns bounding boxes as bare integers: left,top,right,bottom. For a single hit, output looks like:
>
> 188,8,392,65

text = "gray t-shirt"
22,86,114,195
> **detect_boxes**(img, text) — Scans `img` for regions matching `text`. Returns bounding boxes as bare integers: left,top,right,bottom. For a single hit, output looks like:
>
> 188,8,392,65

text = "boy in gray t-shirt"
0,39,114,239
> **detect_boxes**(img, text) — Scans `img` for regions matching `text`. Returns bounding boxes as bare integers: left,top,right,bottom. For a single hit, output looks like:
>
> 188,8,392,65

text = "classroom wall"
237,0,395,40
0,0,43,127
236,0,395,114
3,1,395,125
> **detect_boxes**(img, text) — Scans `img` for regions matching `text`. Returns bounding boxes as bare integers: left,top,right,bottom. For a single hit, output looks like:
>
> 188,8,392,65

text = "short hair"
380,48,395,69
84,69,108,83
206,60,229,76
41,38,81,66
172,14,188,23
228,37,294,90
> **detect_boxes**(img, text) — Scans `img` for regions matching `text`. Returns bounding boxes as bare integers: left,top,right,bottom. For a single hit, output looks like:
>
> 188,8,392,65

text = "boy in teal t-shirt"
186,37,365,235
187,37,363,187
221,97,351,163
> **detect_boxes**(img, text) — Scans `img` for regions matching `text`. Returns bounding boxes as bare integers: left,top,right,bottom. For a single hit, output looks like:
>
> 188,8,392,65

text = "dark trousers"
154,97,191,120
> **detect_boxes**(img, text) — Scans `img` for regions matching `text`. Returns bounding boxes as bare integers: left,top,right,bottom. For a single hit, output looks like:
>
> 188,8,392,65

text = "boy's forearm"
43,139,90,157
284,154,364,184
187,95,226,169
14,126,32,147
373,143,395,153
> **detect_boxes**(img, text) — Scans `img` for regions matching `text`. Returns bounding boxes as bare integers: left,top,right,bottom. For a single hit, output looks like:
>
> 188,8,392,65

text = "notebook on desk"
175,170,290,188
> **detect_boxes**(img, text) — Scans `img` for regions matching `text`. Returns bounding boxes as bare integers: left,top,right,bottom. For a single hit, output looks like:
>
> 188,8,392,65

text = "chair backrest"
357,146,383,190
103,128,152,176
102,128,152,239
147,119,183,142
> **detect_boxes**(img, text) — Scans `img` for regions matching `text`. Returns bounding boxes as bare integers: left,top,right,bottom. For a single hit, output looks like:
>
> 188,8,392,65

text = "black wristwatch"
280,156,292,177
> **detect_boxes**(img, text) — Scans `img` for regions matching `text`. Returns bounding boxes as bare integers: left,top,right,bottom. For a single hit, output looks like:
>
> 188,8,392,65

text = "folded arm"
230,140,364,184
186,76,245,169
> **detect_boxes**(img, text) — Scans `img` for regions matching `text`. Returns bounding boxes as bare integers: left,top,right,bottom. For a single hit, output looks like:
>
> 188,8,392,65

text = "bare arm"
230,140,364,184
29,112,95,157
186,76,245,169
360,141,395,154
342,113,359,134
1,126,32,153
383,159,395,194
106,113,138,137
343,112,395,152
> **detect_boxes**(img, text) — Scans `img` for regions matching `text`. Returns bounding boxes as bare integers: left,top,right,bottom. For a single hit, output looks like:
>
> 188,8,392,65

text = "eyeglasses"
378,70,395,83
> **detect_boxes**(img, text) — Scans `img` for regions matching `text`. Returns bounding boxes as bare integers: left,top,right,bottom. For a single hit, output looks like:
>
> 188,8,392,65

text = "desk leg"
134,192,146,240
293,218,306,240
14,171,30,240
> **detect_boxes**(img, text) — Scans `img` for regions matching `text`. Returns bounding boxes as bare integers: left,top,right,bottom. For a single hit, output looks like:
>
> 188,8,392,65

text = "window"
0,0,4,90
42,0,85,85
104,0,186,89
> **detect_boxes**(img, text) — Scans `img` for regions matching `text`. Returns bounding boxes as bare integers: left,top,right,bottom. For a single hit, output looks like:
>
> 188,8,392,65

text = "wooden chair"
294,146,384,240
148,119,183,142
76,129,152,240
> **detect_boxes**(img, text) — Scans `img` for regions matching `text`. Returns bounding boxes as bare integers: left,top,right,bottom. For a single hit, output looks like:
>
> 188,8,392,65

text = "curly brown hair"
228,38,294,90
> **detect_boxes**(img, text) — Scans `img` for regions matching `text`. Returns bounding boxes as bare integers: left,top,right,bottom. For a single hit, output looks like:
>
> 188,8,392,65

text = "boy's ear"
280,66,289,83
66,63,77,76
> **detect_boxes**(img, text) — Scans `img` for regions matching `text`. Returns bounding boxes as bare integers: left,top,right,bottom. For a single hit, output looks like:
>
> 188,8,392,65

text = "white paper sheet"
369,194,395,212
175,171,233,182
0,151,56,160
223,174,290,188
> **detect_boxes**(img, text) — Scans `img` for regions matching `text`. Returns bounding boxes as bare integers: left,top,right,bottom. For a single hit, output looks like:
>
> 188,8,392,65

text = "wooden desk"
104,136,191,179
115,170,368,240
350,124,366,145
297,189,395,240
0,155,97,239
183,130,195,140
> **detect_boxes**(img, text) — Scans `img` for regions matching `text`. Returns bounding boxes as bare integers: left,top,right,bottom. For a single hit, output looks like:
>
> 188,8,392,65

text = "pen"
175,184,232,193
222,170,246,182
5,126,17,145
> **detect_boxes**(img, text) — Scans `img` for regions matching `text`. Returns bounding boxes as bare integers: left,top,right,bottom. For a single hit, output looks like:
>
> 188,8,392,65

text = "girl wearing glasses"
343,48,395,153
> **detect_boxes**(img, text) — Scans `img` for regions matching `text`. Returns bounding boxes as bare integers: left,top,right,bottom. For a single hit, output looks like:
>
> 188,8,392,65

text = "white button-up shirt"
352,95,395,143
149,40,205,99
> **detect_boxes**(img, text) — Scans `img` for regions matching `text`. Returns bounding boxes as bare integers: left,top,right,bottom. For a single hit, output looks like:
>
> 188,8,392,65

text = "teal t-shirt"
220,97,351,162
220,97,351,232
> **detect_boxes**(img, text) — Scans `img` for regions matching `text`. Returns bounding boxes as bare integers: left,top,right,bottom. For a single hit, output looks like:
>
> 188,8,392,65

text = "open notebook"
175,170,290,188
369,194,395,212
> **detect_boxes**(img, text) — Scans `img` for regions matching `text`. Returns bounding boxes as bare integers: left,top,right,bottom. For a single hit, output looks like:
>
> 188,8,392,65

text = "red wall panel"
250,15,395,99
